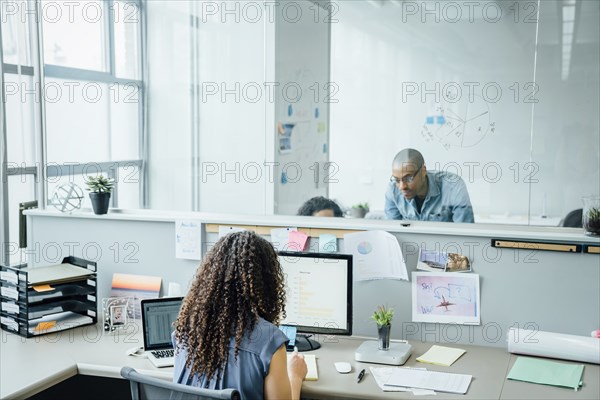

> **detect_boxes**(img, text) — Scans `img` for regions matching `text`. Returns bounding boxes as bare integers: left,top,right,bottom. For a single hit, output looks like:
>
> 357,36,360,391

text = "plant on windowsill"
371,305,394,350
85,175,114,215
583,206,600,236
349,202,369,218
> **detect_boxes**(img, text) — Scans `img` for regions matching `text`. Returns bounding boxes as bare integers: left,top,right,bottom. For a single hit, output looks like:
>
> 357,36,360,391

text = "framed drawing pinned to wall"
412,272,480,325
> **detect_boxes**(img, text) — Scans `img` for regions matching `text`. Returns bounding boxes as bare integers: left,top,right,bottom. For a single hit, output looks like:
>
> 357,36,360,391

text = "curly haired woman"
173,230,307,399
297,196,344,217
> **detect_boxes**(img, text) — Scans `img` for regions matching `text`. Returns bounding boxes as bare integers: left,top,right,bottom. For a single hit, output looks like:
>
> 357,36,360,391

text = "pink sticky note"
288,231,309,251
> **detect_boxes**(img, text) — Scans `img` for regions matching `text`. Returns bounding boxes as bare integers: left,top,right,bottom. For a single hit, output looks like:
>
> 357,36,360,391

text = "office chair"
120,367,240,400
559,208,583,228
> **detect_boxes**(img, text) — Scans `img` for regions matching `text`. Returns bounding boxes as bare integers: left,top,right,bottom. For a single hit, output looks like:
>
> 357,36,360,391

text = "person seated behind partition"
297,196,344,217
384,148,474,223
172,231,307,399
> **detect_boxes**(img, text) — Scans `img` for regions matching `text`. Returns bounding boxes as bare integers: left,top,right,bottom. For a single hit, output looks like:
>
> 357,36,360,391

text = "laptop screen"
141,297,183,351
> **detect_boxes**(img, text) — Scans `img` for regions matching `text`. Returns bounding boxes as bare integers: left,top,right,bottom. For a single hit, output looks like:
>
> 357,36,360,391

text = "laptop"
140,297,183,368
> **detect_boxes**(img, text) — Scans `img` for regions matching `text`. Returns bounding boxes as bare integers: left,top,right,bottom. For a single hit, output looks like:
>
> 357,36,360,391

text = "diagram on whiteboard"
421,94,496,150
280,66,316,124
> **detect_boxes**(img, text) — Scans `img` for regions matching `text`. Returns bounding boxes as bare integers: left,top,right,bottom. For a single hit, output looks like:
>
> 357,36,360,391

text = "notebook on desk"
287,353,319,381
141,297,183,368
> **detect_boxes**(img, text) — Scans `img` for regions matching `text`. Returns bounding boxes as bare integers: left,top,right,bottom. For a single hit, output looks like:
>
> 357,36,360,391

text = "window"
42,0,107,71
1,1,40,266
42,0,144,210
0,0,144,264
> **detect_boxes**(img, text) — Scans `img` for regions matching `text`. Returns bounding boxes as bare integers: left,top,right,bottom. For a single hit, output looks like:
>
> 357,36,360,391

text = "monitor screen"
278,251,352,338
141,297,183,350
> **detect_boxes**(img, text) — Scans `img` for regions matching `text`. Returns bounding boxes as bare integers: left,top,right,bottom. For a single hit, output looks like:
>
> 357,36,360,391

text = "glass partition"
530,0,600,225
328,0,540,224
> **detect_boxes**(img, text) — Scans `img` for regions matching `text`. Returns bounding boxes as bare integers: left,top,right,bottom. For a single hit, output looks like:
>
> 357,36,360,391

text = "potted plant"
582,196,600,236
583,207,600,236
371,304,394,350
85,175,114,215
349,202,369,218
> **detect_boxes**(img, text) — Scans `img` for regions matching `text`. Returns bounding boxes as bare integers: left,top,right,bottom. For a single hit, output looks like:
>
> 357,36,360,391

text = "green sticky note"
507,357,584,390
319,234,337,253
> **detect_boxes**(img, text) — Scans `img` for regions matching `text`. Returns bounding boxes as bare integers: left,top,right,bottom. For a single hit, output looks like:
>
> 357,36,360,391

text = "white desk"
2,324,599,399
475,214,562,226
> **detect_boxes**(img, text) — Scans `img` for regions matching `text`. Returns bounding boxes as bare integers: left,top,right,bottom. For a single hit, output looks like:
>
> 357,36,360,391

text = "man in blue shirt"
384,149,474,223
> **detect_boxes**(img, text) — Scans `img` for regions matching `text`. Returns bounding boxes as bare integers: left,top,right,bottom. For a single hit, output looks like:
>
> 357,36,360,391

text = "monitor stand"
292,334,321,352
354,340,412,365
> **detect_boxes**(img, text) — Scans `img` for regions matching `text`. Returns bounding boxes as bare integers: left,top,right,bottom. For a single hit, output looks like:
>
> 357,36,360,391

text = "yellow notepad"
288,354,318,381
416,345,466,367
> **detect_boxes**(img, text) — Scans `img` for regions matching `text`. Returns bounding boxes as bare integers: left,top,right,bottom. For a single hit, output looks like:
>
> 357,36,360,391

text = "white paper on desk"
343,231,408,281
270,227,297,251
175,220,202,260
384,368,472,394
370,367,435,395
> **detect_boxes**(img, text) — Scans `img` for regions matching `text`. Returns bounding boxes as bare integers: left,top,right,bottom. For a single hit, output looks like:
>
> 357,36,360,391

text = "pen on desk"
356,368,365,383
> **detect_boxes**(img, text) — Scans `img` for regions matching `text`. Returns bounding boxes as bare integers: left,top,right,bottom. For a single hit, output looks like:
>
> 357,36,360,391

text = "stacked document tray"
0,256,97,337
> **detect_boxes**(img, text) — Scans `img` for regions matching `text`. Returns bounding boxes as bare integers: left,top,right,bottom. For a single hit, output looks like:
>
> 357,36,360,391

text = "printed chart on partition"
281,258,347,330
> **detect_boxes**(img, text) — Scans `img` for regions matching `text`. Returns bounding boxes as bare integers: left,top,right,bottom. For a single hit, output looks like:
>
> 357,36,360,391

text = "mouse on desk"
125,346,146,357
334,362,352,374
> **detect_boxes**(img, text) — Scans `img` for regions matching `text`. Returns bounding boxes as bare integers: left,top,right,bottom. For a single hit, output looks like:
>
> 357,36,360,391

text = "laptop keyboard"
150,349,174,359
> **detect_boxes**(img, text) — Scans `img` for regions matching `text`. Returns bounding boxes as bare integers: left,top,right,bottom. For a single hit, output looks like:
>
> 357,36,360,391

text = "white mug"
167,282,182,297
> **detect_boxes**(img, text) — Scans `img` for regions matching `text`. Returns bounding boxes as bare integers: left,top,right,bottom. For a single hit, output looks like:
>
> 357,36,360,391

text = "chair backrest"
559,208,583,228
120,367,240,400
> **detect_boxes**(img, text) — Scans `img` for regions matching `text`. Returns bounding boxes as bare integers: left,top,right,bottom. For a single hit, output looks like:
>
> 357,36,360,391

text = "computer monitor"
277,251,353,352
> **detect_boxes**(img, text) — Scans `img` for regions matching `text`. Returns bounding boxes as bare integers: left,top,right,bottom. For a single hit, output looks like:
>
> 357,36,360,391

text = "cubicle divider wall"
24,210,600,349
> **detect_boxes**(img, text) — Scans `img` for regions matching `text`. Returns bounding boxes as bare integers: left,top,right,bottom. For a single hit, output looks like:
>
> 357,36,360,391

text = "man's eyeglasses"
390,165,422,185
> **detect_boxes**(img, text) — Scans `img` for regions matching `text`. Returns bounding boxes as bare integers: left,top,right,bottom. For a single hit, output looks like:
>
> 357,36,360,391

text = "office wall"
27,213,600,348
146,1,269,214
28,216,199,301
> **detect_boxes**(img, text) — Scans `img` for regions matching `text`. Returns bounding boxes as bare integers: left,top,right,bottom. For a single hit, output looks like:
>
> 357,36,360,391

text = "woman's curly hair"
174,231,286,382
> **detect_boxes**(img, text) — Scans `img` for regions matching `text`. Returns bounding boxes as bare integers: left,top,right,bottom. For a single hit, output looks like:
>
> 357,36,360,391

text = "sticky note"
32,284,54,292
271,228,297,251
319,234,337,253
288,231,309,251
34,321,56,332
417,345,466,367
